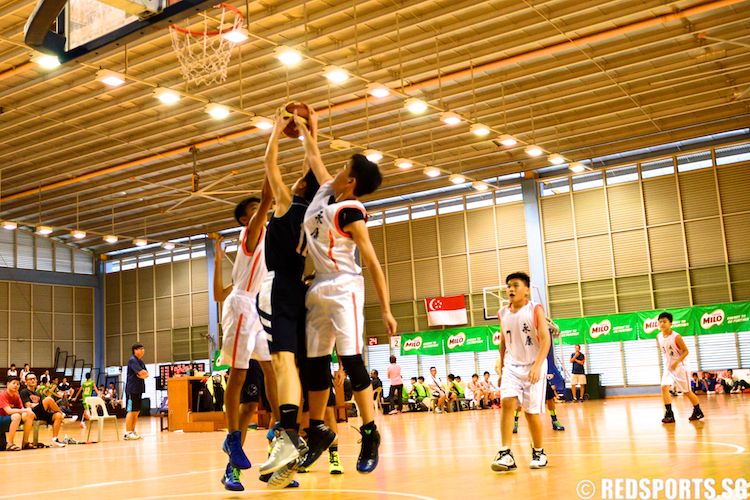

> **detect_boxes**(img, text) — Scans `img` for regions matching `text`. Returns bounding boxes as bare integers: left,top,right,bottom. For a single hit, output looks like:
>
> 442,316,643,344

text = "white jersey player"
491,272,551,473
655,312,704,423
212,182,276,488
296,109,396,474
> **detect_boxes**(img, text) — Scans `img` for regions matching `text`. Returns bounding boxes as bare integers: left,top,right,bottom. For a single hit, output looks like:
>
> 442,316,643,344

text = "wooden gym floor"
0,395,748,499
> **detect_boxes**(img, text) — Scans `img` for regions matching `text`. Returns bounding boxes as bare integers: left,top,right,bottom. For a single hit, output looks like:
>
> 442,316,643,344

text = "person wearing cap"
125,343,148,440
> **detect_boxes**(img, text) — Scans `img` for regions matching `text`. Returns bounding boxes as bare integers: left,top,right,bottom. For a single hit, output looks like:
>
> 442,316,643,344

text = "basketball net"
169,3,243,87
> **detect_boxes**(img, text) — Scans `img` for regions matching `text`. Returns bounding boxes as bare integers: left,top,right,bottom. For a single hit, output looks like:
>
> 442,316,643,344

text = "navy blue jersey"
265,196,309,278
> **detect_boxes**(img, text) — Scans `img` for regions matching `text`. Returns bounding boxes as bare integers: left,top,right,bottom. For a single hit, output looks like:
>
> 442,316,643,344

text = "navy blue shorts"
257,273,307,356
126,393,142,413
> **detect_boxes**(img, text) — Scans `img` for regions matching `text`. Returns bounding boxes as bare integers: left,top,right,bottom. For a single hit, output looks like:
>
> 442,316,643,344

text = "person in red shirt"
0,378,35,451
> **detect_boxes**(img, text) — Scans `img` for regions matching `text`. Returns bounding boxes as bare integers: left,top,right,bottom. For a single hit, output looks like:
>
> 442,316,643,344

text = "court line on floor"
136,489,438,500
0,468,225,498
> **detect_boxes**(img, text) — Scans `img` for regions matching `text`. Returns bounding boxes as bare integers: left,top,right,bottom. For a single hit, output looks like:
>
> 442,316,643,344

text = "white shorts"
661,363,690,393
305,273,364,358
571,374,587,386
219,290,270,368
499,359,548,414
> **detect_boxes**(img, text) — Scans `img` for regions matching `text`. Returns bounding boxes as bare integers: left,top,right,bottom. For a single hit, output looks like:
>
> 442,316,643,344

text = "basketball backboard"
25,0,217,63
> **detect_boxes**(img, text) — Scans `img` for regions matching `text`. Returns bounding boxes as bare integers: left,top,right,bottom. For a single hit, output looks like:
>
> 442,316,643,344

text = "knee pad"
339,355,370,392
304,355,332,391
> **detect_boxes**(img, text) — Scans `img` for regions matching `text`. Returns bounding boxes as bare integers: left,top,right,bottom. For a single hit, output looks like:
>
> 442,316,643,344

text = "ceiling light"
470,123,491,136
569,162,587,173
103,235,119,244
423,166,441,178
36,225,53,235
440,112,462,126
404,98,428,114
363,149,383,162
222,27,249,44
329,139,351,150
96,69,125,87
548,153,566,165
498,134,517,147
161,242,175,250
133,238,148,247
2,221,18,230
274,46,302,66
250,116,273,130
525,145,543,157
394,158,413,169
32,53,60,69
472,181,489,191
206,103,230,120
323,65,349,83
367,83,391,98
154,87,181,105
71,230,86,239
449,174,466,185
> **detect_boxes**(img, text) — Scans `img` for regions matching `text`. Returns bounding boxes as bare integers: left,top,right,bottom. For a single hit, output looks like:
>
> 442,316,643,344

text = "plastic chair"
85,396,120,442
373,386,383,413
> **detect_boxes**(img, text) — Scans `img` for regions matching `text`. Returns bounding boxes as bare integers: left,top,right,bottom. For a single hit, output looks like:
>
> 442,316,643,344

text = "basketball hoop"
169,3,244,87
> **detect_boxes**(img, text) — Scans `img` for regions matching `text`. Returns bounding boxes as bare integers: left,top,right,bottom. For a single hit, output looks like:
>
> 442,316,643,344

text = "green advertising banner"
692,302,750,335
636,307,692,339
443,326,491,353
557,318,585,346
582,313,638,344
400,331,444,356
398,301,750,353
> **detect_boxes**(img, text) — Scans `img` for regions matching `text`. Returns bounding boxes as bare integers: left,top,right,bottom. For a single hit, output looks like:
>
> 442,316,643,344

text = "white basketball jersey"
303,181,366,275
657,331,685,366
499,300,544,365
232,226,267,296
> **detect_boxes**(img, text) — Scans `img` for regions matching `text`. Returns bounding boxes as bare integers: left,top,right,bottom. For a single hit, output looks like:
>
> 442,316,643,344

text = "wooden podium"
167,376,226,432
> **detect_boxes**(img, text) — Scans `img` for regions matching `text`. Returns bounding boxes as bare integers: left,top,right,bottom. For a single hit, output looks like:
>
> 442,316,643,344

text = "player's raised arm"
297,109,332,185
243,176,273,255
212,237,232,302
347,219,397,336
264,111,293,211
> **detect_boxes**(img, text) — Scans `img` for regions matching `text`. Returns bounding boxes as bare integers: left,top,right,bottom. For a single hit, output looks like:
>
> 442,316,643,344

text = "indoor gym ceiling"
0,0,749,254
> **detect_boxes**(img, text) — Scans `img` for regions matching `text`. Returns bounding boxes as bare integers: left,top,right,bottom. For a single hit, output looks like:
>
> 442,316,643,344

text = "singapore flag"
425,295,468,327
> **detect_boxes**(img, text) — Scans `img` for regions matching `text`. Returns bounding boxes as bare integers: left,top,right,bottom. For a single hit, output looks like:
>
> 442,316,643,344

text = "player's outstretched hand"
383,312,397,336
527,363,541,385
307,107,318,139
272,110,290,137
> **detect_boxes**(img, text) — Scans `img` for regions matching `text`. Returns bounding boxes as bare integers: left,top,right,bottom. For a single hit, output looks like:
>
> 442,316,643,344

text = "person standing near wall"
387,356,403,415
570,345,586,402
124,343,148,440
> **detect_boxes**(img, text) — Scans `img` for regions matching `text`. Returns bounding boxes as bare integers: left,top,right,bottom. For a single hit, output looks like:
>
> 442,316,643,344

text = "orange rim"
170,3,244,37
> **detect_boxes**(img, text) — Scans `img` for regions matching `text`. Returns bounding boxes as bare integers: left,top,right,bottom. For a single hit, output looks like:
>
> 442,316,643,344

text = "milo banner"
397,301,750,354
636,307,692,339
557,318,585,346
400,326,494,356
443,326,491,353
692,302,750,335
582,314,638,344
400,332,444,356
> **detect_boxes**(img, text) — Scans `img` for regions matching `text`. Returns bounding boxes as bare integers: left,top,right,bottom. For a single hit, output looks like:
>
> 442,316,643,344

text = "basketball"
280,101,313,138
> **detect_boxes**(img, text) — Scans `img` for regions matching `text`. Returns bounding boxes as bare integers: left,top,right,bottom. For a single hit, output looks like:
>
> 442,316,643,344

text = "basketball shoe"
530,448,548,469
491,449,517,472
221,463,244,491
223,430,251,469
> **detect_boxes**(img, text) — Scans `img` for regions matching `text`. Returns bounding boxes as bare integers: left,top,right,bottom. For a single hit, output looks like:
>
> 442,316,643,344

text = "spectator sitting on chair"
427,366,455,413
481,371,502,409
447,374,465,410
20,373,66,448
6,364,18,381
703,372,717,394
413,377,431,410
20,364,31,387
467,374,487,408
691,373,707,395
106,383,122,410
370,370,383,401
40,370,50,385
721,369,750,394
0,378,35,451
